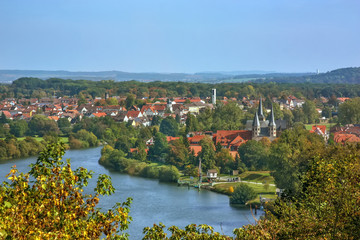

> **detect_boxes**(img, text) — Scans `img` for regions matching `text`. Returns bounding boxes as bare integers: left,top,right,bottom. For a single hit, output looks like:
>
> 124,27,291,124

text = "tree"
235,144,360,239
0,112,9,124
168,139,189,168
0,143,131,239
238,140,269,170
10,120,28,137
302,100,319,124
198,136,216,171
158,166,180,183
229,184,257,205
57,118,71,135
160,116,179,137
28,115,60,136
151,115,161,126
268,125,325,197
148,132,169,163
338,97,360,125
215,148,234,174
125,94,136,109
106,97,119,105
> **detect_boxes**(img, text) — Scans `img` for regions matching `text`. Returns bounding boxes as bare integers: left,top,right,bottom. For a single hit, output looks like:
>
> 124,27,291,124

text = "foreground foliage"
0,143,131,239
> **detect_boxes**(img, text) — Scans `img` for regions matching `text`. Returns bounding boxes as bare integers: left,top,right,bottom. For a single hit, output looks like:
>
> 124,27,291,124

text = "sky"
0,0,359,73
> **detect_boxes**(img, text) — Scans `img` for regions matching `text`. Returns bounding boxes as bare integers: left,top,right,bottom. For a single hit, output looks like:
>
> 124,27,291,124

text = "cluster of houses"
0,96,214,126
1,91,359,147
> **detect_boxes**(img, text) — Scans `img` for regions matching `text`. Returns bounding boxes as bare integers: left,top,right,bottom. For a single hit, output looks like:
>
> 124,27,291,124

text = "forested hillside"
258,67,360,84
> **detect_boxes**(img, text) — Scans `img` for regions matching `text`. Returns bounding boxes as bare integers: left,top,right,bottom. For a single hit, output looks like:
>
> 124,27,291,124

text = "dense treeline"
2,75,360,100
0,136,45,160
255,67,360,84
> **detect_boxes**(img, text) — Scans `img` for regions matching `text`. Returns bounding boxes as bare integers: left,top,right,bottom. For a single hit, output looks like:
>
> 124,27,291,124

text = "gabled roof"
1,110,11,118
127,110,141,118
189,145,202,156
188,135,207,144
215,130,252,146
91,112,107,118
310,125,326,135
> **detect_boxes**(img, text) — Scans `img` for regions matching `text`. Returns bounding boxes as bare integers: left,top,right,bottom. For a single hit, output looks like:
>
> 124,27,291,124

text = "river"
0,146,261,239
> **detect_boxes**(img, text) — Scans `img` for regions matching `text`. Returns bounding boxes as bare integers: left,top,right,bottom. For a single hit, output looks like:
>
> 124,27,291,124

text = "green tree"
28,115,60,137
215,148,235,174
148,132,169,163
302,100,319,124
158,166,180,183
338,97,360,124
168,139,189,168
0,112,9,124
238,140,269,170
235,144,360,239
106,97,119,105
57,118,71,135
229,183,257,205
10,120,28,137
268,125,325,197
198,136,216,171
125,94,136,110
0,143,132,239
159,116,179,137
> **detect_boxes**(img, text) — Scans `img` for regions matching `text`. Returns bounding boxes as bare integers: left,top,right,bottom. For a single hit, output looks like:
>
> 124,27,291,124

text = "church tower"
268,104,276,137
166,99,173,113
258,97,265,121
252,111,260,137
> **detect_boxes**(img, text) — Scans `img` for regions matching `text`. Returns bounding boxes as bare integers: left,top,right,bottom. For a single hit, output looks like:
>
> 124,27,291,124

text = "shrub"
159,166,180,183
229,183,257,205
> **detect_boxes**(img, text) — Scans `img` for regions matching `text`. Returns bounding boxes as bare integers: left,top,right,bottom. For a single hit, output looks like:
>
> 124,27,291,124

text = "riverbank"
100,146,278,205
178,171,277,205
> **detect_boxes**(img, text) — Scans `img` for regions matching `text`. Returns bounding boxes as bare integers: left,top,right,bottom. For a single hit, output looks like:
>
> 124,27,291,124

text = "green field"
212,182,277,205
239,171,274,185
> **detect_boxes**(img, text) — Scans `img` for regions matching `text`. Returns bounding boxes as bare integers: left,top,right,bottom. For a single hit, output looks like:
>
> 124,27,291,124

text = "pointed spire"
252,111,260,127
269,103,276,127
258,97,264,121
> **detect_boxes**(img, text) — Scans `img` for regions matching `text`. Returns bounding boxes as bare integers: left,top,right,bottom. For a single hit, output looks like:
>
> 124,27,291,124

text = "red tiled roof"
188,135,207,145
127,111,141,118
310,125,326,135
229,151,239,159
166,136,180,142
92,112,107,118
215,130,252,145
48,116,59,121
1,111,11,118
334,133,360,144
190,146,202,156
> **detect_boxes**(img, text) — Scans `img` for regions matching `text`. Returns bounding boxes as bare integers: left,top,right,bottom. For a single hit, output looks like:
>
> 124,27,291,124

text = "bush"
140,166,160,179
159,166,180,183
229,183,257,205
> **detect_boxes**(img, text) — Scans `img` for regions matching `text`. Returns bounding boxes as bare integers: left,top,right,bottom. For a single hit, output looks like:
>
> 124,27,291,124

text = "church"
245,97,278,141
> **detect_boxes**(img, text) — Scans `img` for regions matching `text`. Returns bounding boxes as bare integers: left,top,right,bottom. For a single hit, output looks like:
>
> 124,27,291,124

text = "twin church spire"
252,97,276,138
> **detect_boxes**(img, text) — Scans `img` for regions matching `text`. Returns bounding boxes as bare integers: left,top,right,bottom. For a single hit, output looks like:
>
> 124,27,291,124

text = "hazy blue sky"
0,0,359,73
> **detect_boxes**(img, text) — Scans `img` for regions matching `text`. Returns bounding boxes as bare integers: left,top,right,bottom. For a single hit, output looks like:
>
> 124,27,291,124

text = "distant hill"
1,67,358,84
256,67,360,84
0,70,234,83
0,69,282,83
